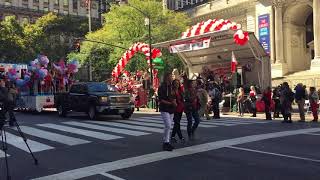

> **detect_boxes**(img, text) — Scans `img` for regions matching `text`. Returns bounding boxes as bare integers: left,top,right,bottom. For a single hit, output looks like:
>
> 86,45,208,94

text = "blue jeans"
186,110,200,137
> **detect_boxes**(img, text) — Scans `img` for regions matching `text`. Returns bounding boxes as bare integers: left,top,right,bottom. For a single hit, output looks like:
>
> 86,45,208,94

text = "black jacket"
158,83,175,114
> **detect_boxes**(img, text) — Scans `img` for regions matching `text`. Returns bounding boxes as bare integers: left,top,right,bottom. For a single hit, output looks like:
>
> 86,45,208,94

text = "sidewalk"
135,108,318,122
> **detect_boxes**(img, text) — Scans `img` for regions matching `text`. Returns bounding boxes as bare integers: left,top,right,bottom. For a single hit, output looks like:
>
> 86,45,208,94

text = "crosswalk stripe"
5,132,53,152
0,150,9,158
145,116,269,126
117,120,187,130
131,118,217,128
140,117,235,126
37,124,123,141
87,121,163,133
63,121,150,136
18,126,90,146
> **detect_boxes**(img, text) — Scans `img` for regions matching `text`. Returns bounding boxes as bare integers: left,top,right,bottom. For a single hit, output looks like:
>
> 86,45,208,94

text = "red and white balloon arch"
111,42,162,78
181,19,249,46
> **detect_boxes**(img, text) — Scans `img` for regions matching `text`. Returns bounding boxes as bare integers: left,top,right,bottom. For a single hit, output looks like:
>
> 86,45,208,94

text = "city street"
1,111,320,180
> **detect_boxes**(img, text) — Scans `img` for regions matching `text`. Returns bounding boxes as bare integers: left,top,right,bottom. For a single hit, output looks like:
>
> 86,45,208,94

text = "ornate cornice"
192,1,256,23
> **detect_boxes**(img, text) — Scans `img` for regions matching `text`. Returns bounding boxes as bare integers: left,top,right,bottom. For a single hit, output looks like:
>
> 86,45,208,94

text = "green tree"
0,16,27,62
71,0,190,78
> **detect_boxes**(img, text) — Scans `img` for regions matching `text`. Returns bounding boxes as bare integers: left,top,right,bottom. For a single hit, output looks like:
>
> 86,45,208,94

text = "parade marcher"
209,83,221,119
262,87,272,120
171,79,185,144
184,80,201,141
158,73,176,151
237,87,245,117
197,80,210,120
272,86,281,118
249,86,257,117
309,87,319,122
294,83,306,122
280,82,294,123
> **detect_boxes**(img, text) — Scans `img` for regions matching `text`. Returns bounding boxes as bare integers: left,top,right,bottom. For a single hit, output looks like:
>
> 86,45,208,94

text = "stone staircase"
272,70,320,88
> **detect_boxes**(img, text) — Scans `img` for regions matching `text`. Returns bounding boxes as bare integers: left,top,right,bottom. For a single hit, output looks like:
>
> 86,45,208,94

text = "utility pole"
88,0,93,81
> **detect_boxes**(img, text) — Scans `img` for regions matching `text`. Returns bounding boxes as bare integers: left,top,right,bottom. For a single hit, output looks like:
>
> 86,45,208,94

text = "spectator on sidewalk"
237,87,245,117
294,83,307,122
309,87,319,122
272,86,281,118
280,82,294,123
197,80,210,120
249,86,257,117
262,87,272,120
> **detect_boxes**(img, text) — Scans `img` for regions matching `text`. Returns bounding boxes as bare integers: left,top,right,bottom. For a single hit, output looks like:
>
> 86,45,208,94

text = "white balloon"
239,33,245,39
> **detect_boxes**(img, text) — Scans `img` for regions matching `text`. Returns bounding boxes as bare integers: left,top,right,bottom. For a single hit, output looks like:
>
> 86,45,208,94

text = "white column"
313,0,320,60
274,5,284,64
270,6,276,63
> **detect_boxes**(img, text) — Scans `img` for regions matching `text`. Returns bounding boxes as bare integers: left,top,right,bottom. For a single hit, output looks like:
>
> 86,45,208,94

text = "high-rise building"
163,0,207,11
0,0,100,23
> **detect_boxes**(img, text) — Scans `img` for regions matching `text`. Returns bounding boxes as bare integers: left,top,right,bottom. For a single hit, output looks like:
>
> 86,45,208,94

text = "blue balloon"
16,79,26,87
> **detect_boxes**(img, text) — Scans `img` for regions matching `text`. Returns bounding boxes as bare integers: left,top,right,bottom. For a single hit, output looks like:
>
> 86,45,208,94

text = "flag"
231,51,237,73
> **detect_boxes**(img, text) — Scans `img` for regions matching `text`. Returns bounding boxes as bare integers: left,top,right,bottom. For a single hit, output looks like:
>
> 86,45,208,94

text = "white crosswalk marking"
117,120,187,130
18,126,90,146
63,121,150,136
87,121,163,133
130,118,216,128
5,132,53,152
139,117,235,126
37,124,123,141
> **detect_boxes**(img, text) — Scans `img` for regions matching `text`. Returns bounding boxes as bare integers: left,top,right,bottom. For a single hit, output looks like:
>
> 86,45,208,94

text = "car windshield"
88,83,117,92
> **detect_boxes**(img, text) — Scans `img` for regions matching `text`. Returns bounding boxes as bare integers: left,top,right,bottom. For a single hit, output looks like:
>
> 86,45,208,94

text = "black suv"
55,82,134,119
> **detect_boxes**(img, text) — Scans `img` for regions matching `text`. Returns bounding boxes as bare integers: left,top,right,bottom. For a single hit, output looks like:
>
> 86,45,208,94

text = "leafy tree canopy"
70,0,190,80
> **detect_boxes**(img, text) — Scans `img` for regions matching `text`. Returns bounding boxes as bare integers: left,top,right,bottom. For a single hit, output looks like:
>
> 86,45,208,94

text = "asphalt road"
1,111,320,180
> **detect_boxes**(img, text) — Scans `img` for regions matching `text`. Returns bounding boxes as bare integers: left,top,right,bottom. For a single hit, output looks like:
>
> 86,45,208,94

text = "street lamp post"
120,1,153,88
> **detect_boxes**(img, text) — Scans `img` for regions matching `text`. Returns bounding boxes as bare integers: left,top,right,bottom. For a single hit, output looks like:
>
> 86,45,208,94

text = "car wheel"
121,113,132,120
88,105,97,120
58,104,67,117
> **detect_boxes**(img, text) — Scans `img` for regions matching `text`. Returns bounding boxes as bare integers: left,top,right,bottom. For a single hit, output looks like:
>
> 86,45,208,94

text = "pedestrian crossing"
0,115,270,158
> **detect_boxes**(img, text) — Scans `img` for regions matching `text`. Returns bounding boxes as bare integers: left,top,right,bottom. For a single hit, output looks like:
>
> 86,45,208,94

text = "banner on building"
258,14,270,54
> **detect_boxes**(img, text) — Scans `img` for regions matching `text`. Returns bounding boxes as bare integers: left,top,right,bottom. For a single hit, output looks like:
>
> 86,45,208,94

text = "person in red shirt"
249,86,257,117
171,79,185,144
262,87,272,120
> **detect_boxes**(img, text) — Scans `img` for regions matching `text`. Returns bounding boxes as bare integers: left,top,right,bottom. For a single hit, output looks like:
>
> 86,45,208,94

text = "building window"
4,0,12,5
33,0,39,3
55,0,59,5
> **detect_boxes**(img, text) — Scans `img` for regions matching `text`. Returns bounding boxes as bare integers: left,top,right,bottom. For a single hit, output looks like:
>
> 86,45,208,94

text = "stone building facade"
177,0,320,87
0,0,100,23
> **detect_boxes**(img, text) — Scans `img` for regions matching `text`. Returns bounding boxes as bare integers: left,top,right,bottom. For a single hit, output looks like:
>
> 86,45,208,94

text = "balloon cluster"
52,59,80,75
181,18,249,46
112,42,162,78
8,64,32,87
28,55,50,80
233,30,249,46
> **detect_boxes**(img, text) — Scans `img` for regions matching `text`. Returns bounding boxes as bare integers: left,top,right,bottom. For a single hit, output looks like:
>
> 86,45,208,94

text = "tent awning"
153,30,269,67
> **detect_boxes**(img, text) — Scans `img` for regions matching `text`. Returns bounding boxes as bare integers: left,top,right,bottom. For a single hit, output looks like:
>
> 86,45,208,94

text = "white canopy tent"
153,30,271,90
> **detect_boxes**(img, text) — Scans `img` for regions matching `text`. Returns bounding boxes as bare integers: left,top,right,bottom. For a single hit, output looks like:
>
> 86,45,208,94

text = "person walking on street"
262,87,272,120
309,87,319,122
184,80,201,141
197,80,210,120
294,83,306,122
249,86,257,117
158,73,176,151
171,79,185,144
237,87,245,117
280,82,294,123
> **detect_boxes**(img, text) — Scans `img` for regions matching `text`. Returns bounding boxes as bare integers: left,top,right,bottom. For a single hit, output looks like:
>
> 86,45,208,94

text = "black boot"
162,143,174,151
